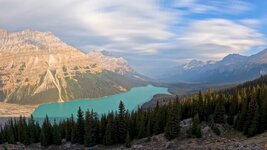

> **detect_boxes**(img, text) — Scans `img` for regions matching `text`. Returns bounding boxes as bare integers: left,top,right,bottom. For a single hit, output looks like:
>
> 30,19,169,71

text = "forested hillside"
0,75,267,147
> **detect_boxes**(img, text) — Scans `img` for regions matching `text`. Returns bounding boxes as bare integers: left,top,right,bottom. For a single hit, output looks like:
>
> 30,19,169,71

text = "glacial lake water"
32,85,169,119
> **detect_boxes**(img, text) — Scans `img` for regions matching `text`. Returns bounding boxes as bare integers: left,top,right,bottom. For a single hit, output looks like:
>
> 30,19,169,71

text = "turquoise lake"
32,85,169,119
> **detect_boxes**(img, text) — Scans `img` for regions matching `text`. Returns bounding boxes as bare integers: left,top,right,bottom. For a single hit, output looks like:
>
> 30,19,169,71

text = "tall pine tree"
117,101,128,143
40,115,53,146
164,103,180,140
76,107,85,144
214,94,225,123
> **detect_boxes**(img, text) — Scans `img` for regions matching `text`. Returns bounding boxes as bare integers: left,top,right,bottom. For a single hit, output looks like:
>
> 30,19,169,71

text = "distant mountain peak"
218,53,248,66
222,53,245,60
206,60,216,64
182,59,206,70
162,48,267,83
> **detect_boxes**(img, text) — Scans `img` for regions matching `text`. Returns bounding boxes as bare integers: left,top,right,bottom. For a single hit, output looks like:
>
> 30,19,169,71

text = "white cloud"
72,0,174,39
239,19,261,28
174,19,266,60
175,0,252,14
0,0,265,75
0,0,178,54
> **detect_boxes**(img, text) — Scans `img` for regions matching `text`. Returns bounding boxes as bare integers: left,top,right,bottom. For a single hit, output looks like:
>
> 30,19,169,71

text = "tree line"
0,75,267,147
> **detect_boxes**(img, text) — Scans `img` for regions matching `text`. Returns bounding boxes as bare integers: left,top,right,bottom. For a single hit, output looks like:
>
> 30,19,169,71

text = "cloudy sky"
0,0,267,77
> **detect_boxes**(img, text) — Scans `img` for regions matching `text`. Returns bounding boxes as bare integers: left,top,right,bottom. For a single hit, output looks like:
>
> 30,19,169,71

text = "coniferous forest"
0,75,267,147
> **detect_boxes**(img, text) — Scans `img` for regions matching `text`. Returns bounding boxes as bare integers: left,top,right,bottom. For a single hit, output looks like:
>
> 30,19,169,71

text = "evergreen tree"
235,98,248,131
243,92,257,134
0,128,3,144
104,115,114,145
22,117,31,145
58,121,66,140
137,114,146,139
214,95,225,123
158,105,168,133
16,116,30,145
187,114,201,138
84,110,98,147
198,91,205,120
164,103,180,140
99,114,107,144
153,101,161,135
247,103,260,136
84,110,92,147
6,121,15,144
53,122,62,145
117,101,127,143
71,123,78,143
40,115,53,146
28,115,40,143
227,93,239,125
261,88,267,130
76,107,85,144
66,114,75,142
113,111,119,144
205,88,213,118
146,119,151,138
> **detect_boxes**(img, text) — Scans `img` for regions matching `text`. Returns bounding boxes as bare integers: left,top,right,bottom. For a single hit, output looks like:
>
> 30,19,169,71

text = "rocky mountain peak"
222,53,244,61
0,29,138,104
0,29,76,54
182,59,206,70
87,50,133,74
161,48,267,83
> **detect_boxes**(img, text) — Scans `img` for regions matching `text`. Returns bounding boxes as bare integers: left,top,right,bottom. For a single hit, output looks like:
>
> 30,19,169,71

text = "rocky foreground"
1,121,266,150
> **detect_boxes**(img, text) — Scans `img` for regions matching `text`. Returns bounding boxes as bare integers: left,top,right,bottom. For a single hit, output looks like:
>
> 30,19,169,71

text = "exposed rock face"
0,29,146,104
87,50,133,74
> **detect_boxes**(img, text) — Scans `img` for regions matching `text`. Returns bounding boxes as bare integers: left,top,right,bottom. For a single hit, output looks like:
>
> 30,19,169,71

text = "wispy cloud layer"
0,0,266,76
175,0,252,14
174,19,266,60
0,0,177,53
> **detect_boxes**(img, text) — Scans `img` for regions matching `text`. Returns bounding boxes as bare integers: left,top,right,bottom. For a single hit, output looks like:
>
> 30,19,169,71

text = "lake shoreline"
34,84,162,105
32,85,169,118
0,85,170,122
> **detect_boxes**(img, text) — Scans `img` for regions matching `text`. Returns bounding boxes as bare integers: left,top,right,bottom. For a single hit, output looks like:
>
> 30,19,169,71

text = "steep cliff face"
0,29,147,104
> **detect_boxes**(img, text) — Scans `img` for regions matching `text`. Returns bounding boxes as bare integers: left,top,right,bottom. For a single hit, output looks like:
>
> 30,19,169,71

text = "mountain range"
0,29,147,104
160,48,267,84
1,29,267,104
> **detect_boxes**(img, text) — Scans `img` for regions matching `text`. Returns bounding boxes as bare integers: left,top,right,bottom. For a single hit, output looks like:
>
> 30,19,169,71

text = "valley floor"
0,102,36,118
